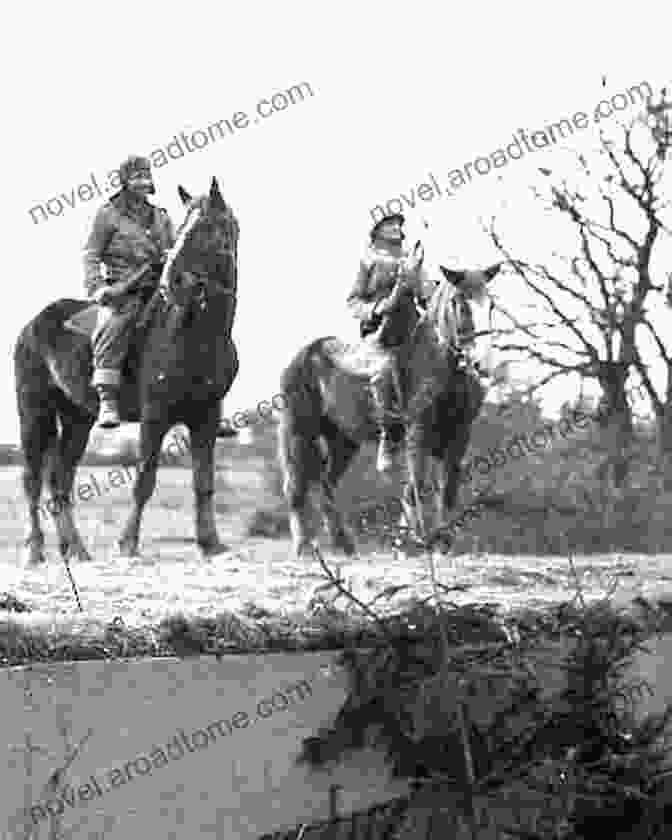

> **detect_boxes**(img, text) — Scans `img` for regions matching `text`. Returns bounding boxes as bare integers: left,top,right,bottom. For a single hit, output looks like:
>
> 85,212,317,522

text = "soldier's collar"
117,190,153,217
370,242,403,256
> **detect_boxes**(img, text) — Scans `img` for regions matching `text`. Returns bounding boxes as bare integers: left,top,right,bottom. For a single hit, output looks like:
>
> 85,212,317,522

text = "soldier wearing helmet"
346,213,431,473
83,154,175,427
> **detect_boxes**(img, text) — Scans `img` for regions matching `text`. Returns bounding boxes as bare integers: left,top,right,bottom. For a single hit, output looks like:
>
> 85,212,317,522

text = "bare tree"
488,85,672,486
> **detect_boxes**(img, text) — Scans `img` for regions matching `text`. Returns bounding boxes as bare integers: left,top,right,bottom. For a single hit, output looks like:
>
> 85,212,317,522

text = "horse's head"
425,262,504,375
158,178,239,319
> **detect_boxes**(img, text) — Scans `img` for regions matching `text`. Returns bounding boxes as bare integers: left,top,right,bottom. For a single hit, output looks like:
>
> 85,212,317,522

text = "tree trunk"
596,383,634,489
657,402,672,490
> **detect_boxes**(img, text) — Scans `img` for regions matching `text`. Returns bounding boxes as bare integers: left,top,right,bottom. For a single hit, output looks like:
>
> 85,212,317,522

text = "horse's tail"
277,340,328,502
13,315,57,410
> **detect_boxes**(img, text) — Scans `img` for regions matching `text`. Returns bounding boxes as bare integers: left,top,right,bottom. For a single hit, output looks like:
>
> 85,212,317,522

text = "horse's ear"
483,262,503,282
178,185,192,205
412,240,424,263
439,266,465,287
209,177,226,209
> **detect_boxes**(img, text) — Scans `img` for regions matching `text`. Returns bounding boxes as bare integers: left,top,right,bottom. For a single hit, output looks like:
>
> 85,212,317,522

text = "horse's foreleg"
187,403,227,557
44,406,94,563
441,459,463,514
434,426,474,552
118,418,169,556
402,429,440,542
441,417,475,515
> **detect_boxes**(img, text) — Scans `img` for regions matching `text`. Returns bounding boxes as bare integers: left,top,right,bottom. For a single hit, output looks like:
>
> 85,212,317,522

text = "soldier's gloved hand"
94,283,126,305
92,287,112,306
374,280,407,316
374,296,396,316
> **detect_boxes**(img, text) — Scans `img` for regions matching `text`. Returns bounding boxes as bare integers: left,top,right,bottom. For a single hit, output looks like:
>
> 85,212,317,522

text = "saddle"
64,262,159,338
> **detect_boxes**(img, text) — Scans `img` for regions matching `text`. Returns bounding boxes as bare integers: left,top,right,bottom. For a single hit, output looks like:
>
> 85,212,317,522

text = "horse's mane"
417,266,492,349
158,191,239,294
416,276,460,348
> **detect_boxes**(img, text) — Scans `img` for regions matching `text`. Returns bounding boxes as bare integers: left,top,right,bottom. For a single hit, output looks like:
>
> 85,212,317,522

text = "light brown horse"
277,262,505,557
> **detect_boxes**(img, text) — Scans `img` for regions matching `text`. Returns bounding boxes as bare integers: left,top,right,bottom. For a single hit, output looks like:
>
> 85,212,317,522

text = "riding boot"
94,385,121,429
370,374,402,473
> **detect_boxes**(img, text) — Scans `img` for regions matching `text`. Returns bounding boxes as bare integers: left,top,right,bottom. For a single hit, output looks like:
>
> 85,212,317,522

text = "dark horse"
14,178,239,565
277,263,505,557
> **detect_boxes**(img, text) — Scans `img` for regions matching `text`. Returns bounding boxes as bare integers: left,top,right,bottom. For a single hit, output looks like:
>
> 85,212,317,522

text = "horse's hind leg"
44,399,95,563
319,421,359,557
17,386,57,565
118,416,171,557
278,417,324,558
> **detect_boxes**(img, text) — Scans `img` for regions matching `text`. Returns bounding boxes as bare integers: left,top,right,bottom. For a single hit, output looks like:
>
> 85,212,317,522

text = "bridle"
410,277,495,378
173,264,237,311
452,290,495,343
157,199,239,315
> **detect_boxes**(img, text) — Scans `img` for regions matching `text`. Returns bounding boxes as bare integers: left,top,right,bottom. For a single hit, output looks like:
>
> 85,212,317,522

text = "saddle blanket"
338,339,394,378
64,305,100,338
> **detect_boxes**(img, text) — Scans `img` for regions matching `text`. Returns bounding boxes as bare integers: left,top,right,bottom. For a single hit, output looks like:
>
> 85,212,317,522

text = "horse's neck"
404,317,450,392
143,288,236,343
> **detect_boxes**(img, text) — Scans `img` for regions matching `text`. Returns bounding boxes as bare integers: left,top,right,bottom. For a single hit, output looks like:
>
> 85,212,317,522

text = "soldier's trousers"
91,297,142,387
370,352,404,432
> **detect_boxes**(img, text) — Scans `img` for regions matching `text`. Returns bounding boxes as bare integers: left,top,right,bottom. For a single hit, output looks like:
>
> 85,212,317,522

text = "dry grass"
0,460,670,663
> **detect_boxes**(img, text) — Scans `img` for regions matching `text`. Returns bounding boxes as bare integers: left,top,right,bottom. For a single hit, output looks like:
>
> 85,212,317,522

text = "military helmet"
119,154,152,186
369,213,405,242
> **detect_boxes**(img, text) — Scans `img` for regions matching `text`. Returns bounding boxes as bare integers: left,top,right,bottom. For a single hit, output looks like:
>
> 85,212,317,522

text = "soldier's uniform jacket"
346,244,427,346
83,192,175,297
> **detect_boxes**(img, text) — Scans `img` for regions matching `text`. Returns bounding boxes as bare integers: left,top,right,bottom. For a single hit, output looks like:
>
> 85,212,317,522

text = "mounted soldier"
346,213,431,473
17,176,241,565
83,154,176,428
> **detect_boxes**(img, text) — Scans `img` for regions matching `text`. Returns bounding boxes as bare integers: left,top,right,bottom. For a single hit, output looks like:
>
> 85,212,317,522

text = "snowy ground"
1,466,671,633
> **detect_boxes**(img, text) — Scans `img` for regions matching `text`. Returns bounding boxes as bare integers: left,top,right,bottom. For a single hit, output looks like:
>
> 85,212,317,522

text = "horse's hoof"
294,538,319,560
428,529,453,554
199,540,229,558
330,531,357,558
70,545,94,564
24,543,47,566
117,540,139,558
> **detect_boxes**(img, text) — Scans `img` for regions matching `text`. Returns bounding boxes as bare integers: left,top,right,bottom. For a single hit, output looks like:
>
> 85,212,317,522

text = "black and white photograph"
2,3,672,837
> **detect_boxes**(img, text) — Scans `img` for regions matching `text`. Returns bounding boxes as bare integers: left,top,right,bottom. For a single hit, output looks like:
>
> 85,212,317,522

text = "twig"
312,546,394,640
61,553,83,612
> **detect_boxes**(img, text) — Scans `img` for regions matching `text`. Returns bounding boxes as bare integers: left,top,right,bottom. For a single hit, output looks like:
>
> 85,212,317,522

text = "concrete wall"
2,630,671,840
1,653,409,840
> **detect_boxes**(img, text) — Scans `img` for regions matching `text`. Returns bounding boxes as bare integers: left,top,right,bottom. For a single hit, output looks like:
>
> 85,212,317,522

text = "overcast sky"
2,1,670,445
